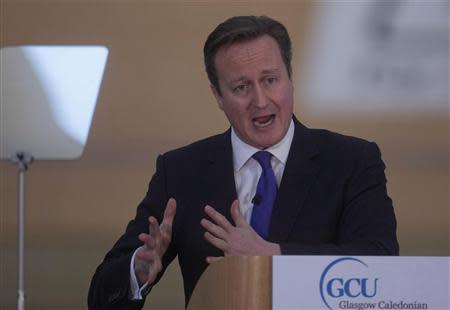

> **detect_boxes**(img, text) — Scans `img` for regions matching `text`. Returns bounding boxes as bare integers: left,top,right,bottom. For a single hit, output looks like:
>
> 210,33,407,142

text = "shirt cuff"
129,247,150,300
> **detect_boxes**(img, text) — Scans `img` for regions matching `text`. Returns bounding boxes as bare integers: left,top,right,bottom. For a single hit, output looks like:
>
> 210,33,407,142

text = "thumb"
230,200,246,227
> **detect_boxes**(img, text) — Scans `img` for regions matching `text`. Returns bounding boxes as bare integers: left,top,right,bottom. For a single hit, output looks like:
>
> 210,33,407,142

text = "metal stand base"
12,152,33,310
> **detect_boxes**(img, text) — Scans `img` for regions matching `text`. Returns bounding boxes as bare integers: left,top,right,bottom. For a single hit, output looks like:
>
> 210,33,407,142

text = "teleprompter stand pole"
12,152,33,310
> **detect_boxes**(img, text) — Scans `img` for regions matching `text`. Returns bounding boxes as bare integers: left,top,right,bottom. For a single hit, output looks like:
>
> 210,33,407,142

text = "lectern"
188,255,450,310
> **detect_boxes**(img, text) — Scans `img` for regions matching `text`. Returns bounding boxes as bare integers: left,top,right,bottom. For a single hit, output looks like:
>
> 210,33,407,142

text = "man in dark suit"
88,16,398,309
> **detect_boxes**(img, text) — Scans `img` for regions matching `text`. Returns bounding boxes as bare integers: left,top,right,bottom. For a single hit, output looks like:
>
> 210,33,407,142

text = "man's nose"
252,84,269,109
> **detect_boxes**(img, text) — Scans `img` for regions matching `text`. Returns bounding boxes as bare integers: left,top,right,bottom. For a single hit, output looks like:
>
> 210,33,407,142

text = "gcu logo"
320,257,379,310
326,277,378,298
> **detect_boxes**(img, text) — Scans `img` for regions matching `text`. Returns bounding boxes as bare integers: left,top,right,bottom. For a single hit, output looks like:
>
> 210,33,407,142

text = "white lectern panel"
273,256,449,310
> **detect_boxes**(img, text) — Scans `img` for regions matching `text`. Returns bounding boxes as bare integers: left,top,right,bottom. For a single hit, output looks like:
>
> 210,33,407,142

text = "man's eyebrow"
227,68,281,85
261,68,280,75
228,76,247,85
229,69,281,84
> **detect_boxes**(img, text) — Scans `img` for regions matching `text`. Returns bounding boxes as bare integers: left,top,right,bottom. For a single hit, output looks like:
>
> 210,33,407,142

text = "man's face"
211,35,294,149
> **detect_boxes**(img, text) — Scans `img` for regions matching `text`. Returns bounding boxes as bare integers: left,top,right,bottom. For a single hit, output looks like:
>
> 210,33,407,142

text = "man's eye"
265,76,277,84
233,84,248,93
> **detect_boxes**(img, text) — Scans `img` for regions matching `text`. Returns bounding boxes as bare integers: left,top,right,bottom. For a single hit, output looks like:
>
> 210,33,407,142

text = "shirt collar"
231,119,295,172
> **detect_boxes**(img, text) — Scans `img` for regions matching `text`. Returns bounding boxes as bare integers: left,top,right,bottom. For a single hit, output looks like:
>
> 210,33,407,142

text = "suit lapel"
204,129,237,226
268,119,320,242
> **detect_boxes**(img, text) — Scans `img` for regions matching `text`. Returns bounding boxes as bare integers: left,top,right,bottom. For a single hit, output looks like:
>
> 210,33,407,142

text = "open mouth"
252,114,275,128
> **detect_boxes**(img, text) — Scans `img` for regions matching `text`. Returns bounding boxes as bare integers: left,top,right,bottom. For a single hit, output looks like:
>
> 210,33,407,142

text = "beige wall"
0,1,448,309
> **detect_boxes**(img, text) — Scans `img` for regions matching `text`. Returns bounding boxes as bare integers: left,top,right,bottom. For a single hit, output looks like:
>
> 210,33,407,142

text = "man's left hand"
200,200,280,263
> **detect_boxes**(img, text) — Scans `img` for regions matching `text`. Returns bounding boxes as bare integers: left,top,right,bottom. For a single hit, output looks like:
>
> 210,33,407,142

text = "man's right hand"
134,198,177,286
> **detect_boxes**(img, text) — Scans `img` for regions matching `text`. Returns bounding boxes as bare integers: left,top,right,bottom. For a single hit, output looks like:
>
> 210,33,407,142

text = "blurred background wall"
0,1,448,309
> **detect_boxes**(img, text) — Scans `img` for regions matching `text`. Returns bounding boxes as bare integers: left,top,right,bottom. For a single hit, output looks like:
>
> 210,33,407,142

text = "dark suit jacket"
88,118,399,309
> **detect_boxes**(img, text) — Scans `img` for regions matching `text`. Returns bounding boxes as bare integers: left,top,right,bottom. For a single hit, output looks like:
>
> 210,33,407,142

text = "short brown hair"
203,15,292,95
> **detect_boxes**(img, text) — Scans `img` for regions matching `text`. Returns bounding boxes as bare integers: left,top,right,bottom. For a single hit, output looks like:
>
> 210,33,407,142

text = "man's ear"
210,84,224,110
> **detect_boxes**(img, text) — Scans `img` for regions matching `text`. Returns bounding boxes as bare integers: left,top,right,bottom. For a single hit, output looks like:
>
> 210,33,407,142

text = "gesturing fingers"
204,231,227,251
200,218,227,239
161,198,176,235
149,217,162,248
204,205,233,231
134,198,177,286
138,233,156,249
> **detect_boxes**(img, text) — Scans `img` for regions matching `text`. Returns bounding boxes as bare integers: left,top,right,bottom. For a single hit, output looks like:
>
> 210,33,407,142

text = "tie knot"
252,151,272,170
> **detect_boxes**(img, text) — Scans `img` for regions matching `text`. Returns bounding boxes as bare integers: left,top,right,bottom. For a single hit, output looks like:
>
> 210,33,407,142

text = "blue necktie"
250,151,277,240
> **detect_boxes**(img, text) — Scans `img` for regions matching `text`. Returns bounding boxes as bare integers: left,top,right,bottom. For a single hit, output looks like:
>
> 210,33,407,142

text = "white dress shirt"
232,120,294,223
130,120,295,299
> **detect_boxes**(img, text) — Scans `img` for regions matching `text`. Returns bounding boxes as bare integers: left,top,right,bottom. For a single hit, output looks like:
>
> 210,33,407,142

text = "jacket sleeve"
87,155,178,309
280,142,399,256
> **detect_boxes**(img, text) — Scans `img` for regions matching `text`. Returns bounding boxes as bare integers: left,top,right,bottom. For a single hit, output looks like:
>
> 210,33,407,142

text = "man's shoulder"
309,127,371,147
160,130,230,163
299,124,380,159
